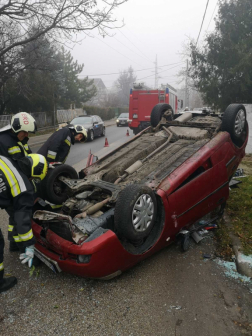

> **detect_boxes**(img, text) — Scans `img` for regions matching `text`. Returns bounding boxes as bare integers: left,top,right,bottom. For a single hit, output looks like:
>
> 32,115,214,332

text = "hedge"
82,106,128,120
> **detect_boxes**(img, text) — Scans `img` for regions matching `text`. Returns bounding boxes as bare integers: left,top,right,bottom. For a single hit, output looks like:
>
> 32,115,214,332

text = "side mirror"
93,121,98,125
67,121,70,124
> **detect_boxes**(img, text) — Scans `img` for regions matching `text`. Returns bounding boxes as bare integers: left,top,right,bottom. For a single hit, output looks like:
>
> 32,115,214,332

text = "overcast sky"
72,0,219,90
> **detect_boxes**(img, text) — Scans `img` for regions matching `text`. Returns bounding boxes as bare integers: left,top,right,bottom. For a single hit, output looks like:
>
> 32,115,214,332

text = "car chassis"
32,104,248,279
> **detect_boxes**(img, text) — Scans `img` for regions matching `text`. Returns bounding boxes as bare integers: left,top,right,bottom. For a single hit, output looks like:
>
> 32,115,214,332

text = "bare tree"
0,0,127,112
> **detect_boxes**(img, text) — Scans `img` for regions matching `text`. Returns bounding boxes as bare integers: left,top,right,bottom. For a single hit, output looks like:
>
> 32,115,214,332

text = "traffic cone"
104,137,109,147
126,129,129,136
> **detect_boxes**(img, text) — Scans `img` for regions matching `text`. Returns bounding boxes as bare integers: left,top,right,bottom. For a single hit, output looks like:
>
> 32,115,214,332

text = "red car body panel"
32,126,248,278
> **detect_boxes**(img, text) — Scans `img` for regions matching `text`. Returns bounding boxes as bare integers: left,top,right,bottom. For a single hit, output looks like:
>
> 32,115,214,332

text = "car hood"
118,118,128,120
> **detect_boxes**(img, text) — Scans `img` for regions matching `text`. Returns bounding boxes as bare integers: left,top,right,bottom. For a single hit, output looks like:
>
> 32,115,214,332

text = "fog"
71,0,219,90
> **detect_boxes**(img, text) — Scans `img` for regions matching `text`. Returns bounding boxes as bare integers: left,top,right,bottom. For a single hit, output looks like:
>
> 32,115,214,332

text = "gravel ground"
0,210,252,336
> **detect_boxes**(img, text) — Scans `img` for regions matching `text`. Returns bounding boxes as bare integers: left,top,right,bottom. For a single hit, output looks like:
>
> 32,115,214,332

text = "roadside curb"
223,211,252,278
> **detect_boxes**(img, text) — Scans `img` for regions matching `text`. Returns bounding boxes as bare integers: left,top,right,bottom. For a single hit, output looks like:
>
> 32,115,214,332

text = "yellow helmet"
18,154,48,181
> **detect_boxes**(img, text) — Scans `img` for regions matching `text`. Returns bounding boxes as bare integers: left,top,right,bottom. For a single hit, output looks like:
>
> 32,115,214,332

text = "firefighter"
0,112,37,252
37,125,87,164
0,154,48,293
0,112,37,160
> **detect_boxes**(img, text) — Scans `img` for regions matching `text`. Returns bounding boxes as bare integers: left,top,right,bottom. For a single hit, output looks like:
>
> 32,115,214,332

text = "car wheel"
117,124,119,127
40,164,78,204
222,104,247,146
101,127,105,137
150,103,174,127
114,184,157,241
88,130,94,141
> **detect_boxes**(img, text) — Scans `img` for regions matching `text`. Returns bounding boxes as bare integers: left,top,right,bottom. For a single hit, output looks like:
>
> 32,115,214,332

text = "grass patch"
214,218,233,260
226,175,252,255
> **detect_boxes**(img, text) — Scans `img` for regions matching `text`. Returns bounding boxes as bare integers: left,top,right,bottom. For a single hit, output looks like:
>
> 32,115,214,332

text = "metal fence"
0,109,85,129
56,108,85,124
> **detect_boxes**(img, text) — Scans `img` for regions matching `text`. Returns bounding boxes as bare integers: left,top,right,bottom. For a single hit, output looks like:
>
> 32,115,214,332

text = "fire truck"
128,83,180,135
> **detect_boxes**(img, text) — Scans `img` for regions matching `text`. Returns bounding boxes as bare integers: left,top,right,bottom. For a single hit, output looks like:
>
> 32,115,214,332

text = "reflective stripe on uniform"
13,235,22,243
47,150,56,159
8,146,21,155
0,157,27,197
0,262,4,271
8,225,14,232
18,229,33,242
24,144,29,150
17,142,28,156
64,137,71,146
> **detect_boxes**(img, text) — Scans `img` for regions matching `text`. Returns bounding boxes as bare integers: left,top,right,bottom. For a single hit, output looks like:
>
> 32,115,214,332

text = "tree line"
0,0,127,115
189,0,252,110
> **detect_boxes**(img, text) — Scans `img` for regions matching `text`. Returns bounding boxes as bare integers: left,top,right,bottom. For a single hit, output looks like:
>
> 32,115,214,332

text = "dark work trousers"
5,207,25,253
0,228,4,284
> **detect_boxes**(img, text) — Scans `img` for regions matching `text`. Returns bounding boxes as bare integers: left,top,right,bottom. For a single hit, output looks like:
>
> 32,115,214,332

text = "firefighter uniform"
0,128,32,160
0,155,35,284
37,127,75,163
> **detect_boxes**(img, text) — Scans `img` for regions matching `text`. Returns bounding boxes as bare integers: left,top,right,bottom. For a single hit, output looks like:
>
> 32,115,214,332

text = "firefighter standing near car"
0,154,48,293
0,112,37,252
37,124,87,163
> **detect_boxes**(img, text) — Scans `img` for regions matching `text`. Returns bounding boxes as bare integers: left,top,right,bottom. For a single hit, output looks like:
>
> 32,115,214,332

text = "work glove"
19,245,35,268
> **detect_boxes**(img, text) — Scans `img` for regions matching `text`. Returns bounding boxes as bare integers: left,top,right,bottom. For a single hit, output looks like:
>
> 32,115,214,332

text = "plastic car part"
222,104,247,146
114,184,157,241
40,164,78,204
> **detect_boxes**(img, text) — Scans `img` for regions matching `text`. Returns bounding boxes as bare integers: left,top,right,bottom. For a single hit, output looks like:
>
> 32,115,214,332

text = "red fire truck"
128,83,180,135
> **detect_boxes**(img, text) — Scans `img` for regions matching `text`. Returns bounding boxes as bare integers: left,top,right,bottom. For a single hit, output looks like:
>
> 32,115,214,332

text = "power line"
79,61,184,77
206,1,218,32
196,0,210,46
114,27,153,64
95,36,142,67
112,35,153,65
137,63,184,81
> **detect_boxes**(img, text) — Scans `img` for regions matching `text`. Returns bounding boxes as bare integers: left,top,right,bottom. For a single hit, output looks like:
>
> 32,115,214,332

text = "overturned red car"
32,103,248,279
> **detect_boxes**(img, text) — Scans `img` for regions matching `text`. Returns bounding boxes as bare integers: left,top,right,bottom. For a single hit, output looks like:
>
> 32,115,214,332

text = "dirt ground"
0,210,252,336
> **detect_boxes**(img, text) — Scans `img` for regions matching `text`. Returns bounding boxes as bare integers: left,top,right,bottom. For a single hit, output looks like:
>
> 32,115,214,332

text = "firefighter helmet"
68,124,87,142
11,112,37,134
18,154,48,181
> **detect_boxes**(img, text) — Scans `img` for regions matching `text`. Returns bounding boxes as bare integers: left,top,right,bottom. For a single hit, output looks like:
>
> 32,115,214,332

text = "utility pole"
154,55,158,89
185,59,190,108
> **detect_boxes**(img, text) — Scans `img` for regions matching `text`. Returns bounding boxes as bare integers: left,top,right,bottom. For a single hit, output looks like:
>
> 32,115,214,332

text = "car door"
96,116,103,135
167,159,215,232
92,116,99,137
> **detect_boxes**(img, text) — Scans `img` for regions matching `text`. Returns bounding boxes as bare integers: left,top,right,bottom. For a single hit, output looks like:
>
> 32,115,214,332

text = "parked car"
69,115,105,141
116,113,129,127
32,104,248,279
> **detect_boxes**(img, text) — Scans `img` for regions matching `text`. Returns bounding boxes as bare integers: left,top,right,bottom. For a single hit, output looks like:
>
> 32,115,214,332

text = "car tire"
101,127,105,136
117,124,119,127
150,103,174,127
114,184,157,241
222,104,247,146
133,128,140,135
88,130,94,141
40,164,78,204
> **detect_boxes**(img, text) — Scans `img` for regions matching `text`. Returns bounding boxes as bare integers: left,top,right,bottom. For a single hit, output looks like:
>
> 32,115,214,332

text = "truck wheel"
150,103,174,127
222,104,247,146
114,184,157,241
40,164,78,204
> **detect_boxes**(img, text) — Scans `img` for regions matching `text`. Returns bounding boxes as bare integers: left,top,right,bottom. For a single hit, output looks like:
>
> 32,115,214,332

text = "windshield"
70,117,92,124
118,113,129,118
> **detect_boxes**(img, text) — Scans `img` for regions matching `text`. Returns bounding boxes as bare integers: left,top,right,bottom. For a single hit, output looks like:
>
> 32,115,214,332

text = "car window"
119,113,129,118
70,117,92,124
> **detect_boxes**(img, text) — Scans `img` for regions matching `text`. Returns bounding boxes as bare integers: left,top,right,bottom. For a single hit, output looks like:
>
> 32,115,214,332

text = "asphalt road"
31,125,134,169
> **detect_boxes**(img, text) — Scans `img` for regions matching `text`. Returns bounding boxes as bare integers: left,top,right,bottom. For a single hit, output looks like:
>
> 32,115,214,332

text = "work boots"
0,277,17,293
